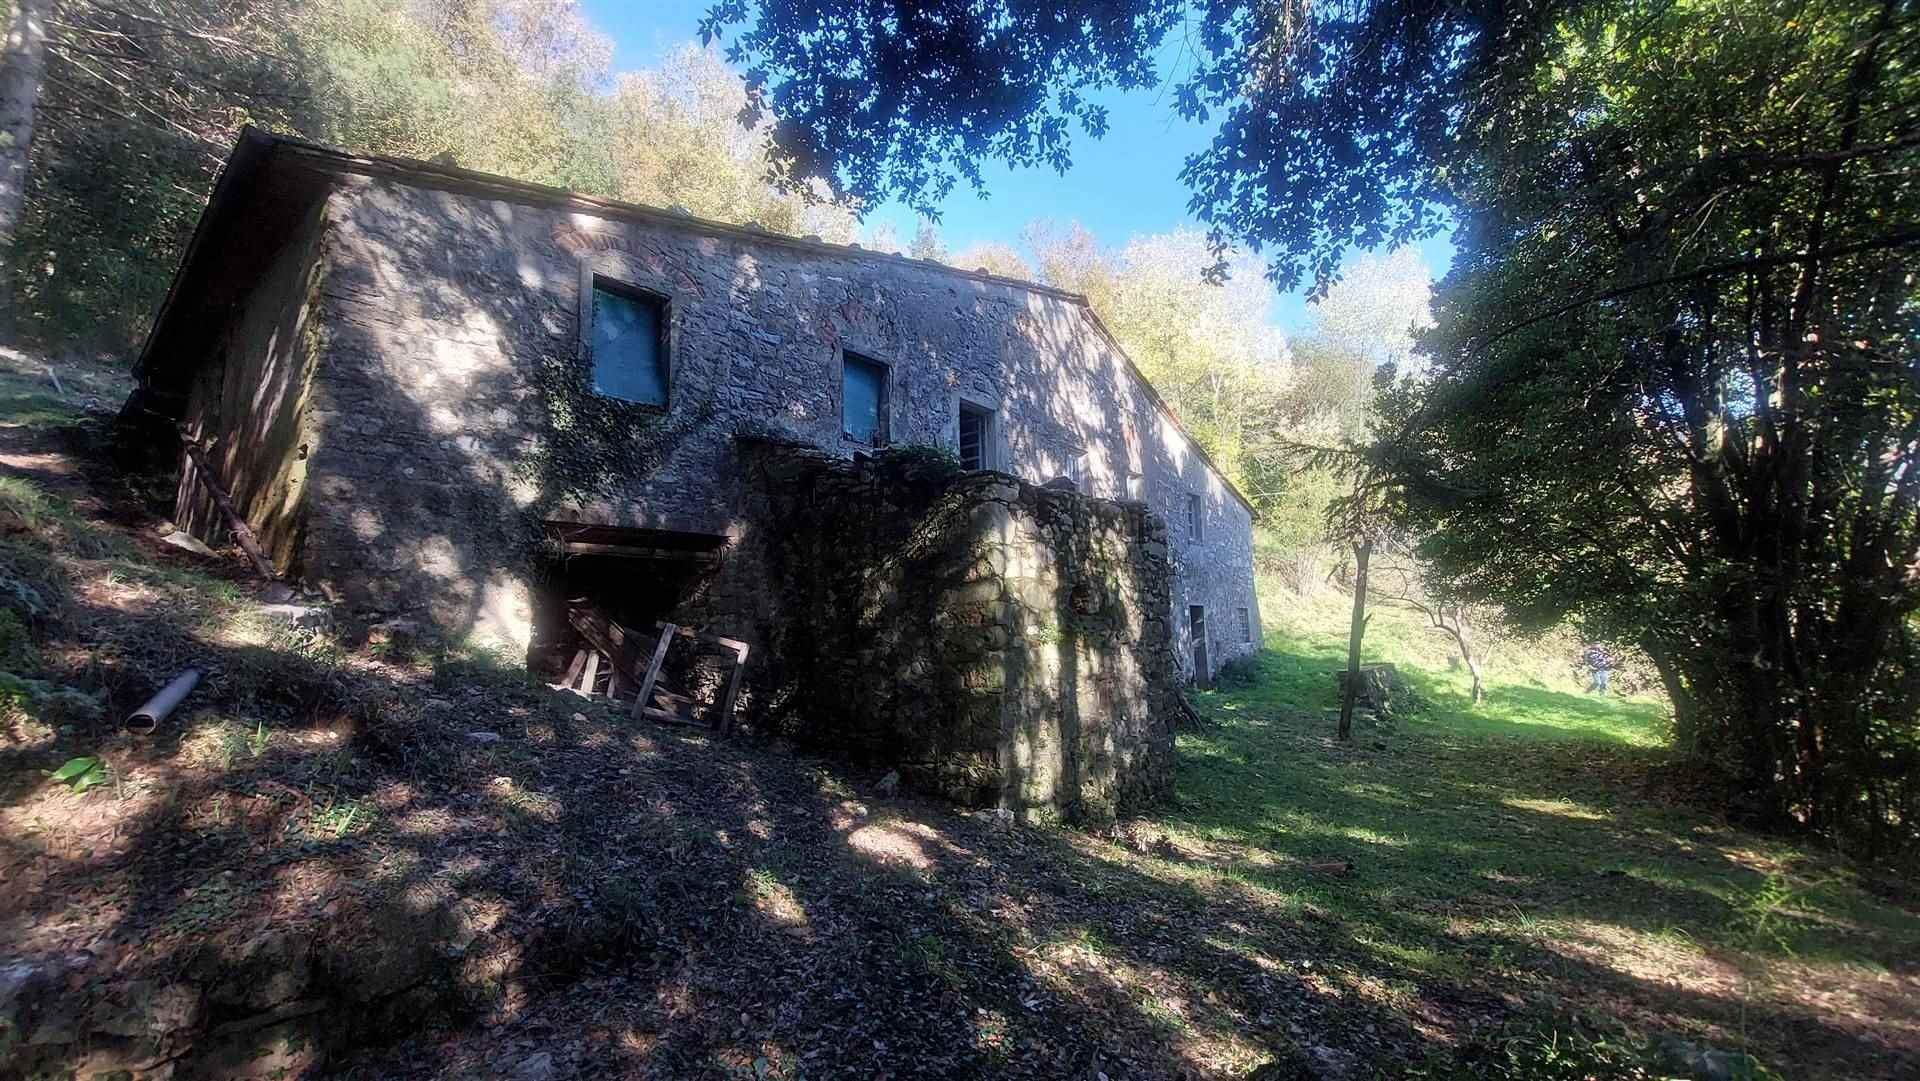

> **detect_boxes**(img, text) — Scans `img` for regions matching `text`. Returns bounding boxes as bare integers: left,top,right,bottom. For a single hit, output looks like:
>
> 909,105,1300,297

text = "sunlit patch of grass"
744,865,811,935
242,719,273,758
1230,584,1671,748
486,775,560,825
1363,936,1459,978
1503,796,1609,821
308,796,375,838
1053,924,1115,961
178,714,273,770
0,475,63,532
1338,825,1409,847
173,715,224,767
99,556,248,605
1331,965,1430,1015
1158,587,1920,1077
1136,992,1191,1036
0,476,133,560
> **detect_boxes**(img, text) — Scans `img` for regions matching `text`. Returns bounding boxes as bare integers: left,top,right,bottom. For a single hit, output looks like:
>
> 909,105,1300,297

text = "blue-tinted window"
591,282,667,406
842,353,888,443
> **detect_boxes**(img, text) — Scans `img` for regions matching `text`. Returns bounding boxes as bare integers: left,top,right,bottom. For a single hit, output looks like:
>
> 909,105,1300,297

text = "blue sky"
581,0,1453,334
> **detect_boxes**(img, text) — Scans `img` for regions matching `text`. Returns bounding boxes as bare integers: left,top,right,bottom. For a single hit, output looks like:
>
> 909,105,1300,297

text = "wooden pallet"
556,608,749,733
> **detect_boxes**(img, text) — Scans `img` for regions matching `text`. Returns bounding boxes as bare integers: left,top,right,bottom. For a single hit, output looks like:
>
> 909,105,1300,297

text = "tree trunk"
1440,604,1483,705
1643,642,1703,755
1338,537,1372,741
0,0,52,340
1459,612,1484,704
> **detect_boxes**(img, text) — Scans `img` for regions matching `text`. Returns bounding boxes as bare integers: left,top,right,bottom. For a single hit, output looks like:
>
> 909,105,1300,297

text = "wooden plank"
579,650,600,695
570,609,646,698
717,642,749,735
569,609,627,666
639,706,702,727
181,441,278,582
560,649,588,688
652,621,748,653
572,609,678,696
645,621,749,733
631,623,676,722
561,541,722,561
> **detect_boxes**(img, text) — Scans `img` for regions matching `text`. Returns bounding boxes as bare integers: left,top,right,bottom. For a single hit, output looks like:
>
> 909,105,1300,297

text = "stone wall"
294,177,1260,677
682,438,1177,818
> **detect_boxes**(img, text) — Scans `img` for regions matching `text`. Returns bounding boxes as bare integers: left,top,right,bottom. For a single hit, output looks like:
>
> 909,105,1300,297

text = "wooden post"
181,440,277,582
1338,537,1372,742
631,624,675,722
717,642,749,735
560,649,588,690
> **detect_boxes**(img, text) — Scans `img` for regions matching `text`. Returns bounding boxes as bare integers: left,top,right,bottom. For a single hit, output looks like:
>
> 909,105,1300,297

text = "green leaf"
69,765,109,793
47,756,97,783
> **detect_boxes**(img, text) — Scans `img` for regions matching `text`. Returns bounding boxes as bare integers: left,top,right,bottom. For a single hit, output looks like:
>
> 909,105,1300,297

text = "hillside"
0,350,1914,1080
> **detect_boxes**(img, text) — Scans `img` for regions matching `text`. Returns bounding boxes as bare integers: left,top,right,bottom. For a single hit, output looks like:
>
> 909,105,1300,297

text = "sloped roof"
129,127,1256,514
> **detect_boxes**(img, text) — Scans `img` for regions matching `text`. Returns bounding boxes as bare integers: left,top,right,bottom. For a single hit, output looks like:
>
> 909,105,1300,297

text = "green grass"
1233,588,1670,745
0,389,77,429
1152,588,1920,1073
0,358,84,431
0,349,129,427
0,474,137,561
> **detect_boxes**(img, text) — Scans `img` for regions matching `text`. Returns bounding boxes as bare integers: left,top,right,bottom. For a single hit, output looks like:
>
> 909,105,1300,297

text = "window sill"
592,392,670,414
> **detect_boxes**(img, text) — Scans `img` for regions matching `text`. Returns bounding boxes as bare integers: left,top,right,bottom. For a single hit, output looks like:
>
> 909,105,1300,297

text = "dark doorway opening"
1188,604,1209,688
529,523,727,680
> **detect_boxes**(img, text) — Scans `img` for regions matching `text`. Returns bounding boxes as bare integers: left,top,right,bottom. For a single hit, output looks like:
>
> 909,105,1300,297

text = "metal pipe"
126,669,202,734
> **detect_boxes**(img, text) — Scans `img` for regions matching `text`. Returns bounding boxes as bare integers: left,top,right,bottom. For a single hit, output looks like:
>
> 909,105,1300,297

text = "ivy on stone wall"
873,442,962,478
512,347,717,518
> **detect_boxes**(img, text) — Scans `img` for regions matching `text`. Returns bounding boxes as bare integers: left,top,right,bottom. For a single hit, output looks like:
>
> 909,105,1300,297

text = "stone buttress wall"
681,439,1177,819
173,199,330,571
293,178,1259,672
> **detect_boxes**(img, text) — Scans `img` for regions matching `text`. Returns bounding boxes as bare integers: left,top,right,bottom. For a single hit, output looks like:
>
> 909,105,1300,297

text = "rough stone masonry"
680,437,1180,818
121,129,1260,812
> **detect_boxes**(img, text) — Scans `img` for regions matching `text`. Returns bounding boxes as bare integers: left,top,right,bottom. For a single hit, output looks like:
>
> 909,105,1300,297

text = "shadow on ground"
1167,645,1920,1080
3,391,1915,1080
1,410,1426,1080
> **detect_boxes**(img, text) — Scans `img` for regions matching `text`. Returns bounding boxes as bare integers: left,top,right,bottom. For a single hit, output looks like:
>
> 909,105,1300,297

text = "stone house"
120,129,1263,809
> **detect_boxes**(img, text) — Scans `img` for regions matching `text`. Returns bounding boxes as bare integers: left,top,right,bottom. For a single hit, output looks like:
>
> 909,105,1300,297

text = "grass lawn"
1160,591,1919,1077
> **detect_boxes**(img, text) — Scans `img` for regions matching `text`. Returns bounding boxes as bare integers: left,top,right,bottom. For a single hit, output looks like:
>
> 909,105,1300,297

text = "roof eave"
133,127,278,381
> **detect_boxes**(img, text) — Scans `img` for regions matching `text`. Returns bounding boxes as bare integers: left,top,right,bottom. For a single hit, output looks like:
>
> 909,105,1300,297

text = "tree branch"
1467,230,1920,356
